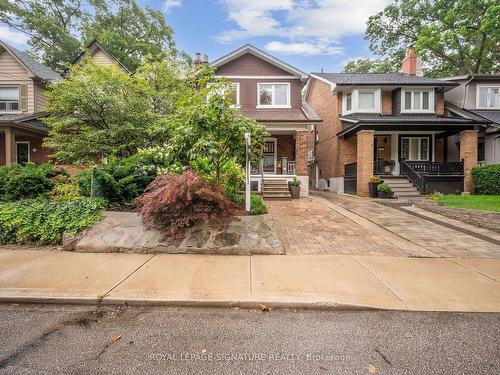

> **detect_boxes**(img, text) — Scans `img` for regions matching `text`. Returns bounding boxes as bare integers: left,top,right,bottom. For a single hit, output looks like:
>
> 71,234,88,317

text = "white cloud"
217,0,390,55
0,27,29,47
265,41,343,56
163,0,182,13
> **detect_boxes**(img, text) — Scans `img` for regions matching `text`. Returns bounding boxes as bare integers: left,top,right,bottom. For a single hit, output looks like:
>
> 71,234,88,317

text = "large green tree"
342,58,395,73
43,56,187,162
167,67,268,184
0,0,180,72
365,0,500,77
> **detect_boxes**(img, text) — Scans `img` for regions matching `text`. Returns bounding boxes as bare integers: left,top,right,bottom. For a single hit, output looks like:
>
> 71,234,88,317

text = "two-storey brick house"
305,49,488,197
441,74,500,165
209,45,321,197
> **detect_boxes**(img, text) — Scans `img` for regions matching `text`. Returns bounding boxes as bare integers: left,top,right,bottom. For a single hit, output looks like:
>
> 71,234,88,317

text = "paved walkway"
1,249,500,312
268,193,500,258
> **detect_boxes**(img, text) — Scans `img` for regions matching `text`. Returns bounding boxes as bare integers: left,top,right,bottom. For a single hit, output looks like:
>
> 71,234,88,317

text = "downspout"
462,75,474,108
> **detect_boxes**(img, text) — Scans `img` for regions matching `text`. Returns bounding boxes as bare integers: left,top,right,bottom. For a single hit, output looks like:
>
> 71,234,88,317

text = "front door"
15,142,30,164
262,139,276,174
400,137,430,161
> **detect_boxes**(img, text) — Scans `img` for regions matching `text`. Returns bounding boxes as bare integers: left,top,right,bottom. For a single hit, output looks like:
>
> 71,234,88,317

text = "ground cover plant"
428,193,500,212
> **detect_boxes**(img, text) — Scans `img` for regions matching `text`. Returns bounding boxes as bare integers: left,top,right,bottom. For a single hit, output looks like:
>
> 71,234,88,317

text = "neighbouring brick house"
0,39,128,166
305,49,489,197
208,44,321,197
440,74,500,165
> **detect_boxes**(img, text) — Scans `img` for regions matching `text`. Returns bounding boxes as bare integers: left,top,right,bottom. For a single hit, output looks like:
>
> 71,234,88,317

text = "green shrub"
377,183,392,193
50,175,82,201
472,164,500,195
76,154,160,205
0,163,64,202
0,198,106,245
250,194,267,215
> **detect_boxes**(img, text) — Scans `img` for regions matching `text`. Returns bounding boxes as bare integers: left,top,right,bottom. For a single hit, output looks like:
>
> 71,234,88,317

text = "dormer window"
401,89,434,113
342,89,380,114
0,86,19,111
477,86,500,109
257,83,290,108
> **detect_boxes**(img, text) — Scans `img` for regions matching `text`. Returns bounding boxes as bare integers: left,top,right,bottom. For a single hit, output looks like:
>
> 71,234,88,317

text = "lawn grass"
433,194,500,212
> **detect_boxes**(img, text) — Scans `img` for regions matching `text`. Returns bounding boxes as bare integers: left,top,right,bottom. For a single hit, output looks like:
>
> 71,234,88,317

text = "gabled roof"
0,40,60,82
440,74,500,81
210,44,308,79
445,101,499,127
72,39,130,73
311,72,457,87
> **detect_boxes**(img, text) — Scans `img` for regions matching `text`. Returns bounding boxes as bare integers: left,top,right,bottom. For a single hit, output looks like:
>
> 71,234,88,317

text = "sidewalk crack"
351,256,404,302
103,254,156,297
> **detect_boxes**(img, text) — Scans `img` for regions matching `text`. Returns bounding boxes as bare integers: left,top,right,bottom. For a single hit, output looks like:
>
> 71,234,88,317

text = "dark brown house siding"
216,53,295,76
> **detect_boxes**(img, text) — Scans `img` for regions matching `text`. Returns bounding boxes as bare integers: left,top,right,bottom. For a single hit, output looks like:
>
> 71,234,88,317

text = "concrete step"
382,179,410,184
396,191,422,197
386,183,414,188
391,187,419,192
263,188,290,192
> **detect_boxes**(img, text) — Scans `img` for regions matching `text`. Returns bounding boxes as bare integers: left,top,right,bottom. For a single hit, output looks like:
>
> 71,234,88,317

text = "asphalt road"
0,304,499,375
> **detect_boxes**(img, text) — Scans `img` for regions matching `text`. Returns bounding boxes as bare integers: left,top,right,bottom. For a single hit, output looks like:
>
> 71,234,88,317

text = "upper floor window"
257,83,290,108
342,89,380,114
401,89,434,113
207,82,240,107
477,86,500,109
0,86,19,111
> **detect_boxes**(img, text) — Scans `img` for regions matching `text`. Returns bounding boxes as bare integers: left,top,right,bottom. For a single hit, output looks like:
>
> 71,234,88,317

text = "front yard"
429,194,500,212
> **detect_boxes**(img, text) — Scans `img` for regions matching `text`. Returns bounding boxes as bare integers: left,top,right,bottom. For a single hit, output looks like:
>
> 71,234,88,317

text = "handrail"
400,160,424,192
403,160,464,175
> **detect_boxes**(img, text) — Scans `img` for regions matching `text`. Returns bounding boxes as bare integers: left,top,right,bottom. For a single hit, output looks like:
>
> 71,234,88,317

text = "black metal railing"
403,160,464,175
374,159,386,175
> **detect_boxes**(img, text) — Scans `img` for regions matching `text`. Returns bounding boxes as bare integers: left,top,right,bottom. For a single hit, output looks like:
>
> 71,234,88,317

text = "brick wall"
356,130,375,197
460,130,478,193
275,134,295,173
436,91,445,115
295,131,308,176
382,91,392,115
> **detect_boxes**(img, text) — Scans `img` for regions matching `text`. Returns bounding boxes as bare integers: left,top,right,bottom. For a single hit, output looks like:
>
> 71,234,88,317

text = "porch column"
459,130,478,193
295,130,308,175
356,130,375,197
4,128,15,165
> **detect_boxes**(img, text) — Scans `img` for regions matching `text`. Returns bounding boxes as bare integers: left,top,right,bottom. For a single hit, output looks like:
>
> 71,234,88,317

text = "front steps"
262,179,291,200
378,175,421,199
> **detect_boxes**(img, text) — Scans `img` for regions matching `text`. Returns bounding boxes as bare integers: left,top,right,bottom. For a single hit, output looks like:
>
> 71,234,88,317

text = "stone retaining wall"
415,200,500,233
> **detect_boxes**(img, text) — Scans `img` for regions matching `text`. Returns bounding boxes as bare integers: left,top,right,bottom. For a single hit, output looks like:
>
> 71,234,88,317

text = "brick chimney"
194,52,202,67
402,48,422,77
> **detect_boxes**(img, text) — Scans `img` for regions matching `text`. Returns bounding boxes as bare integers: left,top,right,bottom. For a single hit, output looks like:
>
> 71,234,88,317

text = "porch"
342,128,478,197
0,124,49,165
250,130,310,196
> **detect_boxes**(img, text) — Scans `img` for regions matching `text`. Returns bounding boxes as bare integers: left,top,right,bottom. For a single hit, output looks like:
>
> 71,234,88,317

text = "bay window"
401,89,434,113
0,86,19,111
257,83,290,108
477,86,500,109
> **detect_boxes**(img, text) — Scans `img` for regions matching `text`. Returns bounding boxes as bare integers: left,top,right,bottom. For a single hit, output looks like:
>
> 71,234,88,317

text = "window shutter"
20,84,28,111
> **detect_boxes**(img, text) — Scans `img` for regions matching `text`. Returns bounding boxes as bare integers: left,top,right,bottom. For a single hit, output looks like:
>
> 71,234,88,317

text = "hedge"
472,164,500,195
0,198,106,245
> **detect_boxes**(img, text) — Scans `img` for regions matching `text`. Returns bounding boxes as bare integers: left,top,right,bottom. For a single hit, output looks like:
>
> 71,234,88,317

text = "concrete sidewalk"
0,249,499,312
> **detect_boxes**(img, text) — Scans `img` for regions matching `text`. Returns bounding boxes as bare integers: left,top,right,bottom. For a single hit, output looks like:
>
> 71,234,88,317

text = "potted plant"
377,183,393,199
383,160,396,174
368,176,383,198
289,176,301,199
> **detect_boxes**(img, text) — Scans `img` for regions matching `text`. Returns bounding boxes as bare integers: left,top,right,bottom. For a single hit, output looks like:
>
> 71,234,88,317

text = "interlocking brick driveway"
267,193,500,258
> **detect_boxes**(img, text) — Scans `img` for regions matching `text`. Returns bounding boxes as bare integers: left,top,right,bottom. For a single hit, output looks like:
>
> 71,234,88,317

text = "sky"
0,0,391,73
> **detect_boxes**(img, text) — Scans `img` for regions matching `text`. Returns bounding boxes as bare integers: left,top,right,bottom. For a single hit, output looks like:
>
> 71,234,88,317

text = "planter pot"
378,191,389,199
384,165,393,174
369,182,381,198
290,185,301,199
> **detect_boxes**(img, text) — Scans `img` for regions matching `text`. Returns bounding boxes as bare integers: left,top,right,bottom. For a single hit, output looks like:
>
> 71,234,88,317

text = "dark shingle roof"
469,110,500,126
0,40,60,82
340,114,481,124
313,72,457,87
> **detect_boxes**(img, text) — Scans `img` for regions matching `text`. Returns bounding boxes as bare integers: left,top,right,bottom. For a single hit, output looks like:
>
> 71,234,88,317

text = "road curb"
0,296,383,312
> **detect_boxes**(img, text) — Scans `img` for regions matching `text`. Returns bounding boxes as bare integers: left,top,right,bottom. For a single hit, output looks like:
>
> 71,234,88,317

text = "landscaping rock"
73,211,284,255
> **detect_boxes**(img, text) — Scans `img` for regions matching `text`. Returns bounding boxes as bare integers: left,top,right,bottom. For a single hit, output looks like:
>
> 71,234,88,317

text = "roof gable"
0,40,60,82
73,39,129,73
211,44,307,79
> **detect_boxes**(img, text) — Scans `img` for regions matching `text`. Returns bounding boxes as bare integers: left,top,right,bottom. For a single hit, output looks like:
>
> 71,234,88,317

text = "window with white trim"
257,83,290,108
207,82,240,107
342,89,380,114
477,86,500,109
0,86,19,111
401,137,429,161
401,89,434,113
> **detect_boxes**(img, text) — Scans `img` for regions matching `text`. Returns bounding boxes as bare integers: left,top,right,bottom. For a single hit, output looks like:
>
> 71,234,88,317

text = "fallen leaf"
319,365,328,371
111,335,121,343
367,363,378,374
259,304,270,312
201,349,207,353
